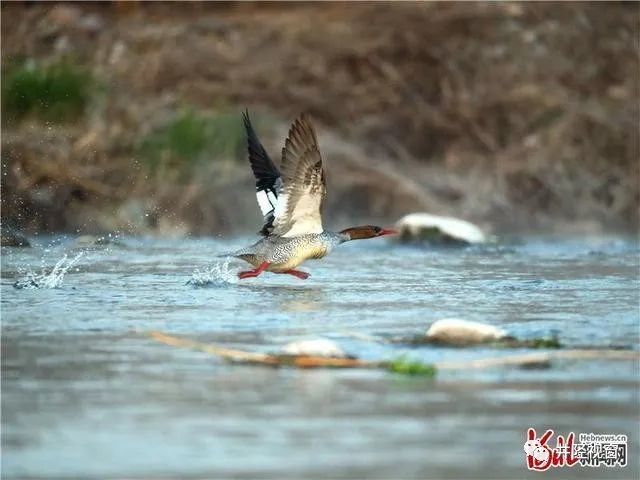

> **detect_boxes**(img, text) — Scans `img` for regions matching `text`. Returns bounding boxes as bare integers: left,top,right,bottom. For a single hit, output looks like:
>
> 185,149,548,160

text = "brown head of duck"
339,225,398,241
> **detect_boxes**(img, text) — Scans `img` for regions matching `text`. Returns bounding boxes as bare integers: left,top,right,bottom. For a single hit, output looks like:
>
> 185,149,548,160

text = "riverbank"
2,2,638,236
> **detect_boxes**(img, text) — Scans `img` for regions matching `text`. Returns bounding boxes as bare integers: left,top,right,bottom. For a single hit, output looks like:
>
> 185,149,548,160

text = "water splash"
14,252,84,290
187,259,237,288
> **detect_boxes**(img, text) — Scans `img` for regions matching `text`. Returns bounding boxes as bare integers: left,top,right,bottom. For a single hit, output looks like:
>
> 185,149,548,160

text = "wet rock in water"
426,319,508,345
1,229,30,247
395,213,486,245
73,235,123,248
281,339,348,358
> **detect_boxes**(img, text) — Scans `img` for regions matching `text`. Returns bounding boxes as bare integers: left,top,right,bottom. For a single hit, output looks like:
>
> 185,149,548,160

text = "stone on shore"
396,212,486,245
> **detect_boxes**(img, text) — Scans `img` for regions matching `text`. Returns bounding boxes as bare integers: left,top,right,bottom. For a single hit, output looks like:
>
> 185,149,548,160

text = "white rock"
281,339,347,358
426,319,507,345
396,212,486,244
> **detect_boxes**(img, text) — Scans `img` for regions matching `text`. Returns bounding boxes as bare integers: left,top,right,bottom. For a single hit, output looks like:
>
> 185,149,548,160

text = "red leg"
238,261,270,279
282,269,310,280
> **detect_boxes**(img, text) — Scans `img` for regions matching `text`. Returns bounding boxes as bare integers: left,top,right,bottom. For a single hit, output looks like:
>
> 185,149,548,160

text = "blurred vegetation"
2,60,93,123
138,109,245,172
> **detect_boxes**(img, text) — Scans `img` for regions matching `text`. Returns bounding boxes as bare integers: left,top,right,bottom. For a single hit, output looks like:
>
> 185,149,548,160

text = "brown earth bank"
1,2,638,237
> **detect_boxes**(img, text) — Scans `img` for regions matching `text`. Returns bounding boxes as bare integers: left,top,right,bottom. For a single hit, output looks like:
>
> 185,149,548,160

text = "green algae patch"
522,337,563,349
385,357,437,377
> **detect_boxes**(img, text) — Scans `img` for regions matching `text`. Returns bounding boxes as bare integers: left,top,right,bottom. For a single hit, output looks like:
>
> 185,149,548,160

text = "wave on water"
187,259,237,288
13,252,85,290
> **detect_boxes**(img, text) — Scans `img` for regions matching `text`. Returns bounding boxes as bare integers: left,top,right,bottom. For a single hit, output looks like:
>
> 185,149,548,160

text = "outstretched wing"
242,110,282,236
270,113,326,238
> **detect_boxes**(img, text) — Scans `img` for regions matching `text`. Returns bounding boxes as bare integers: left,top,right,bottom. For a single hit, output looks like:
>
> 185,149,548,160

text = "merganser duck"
233,111,396,280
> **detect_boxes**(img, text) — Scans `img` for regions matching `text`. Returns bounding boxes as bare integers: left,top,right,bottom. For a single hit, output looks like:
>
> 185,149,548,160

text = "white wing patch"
273,192,289,222
256,190,278,217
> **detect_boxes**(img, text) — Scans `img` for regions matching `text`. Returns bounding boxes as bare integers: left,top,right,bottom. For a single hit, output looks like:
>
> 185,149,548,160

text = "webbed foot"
237,261,270,280
283,269,310,280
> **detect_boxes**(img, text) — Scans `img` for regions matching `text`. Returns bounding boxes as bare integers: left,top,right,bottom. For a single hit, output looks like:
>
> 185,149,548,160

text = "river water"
1,235,638,479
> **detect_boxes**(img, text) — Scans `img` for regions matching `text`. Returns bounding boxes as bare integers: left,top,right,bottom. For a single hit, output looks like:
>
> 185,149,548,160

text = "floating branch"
339,329,564,349
147,331,639,377
149,331,376,369
149,331,278,365
401,334,563,349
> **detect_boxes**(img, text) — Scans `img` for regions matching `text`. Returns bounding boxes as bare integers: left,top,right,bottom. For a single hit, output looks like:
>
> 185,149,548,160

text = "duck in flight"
233,111,397,280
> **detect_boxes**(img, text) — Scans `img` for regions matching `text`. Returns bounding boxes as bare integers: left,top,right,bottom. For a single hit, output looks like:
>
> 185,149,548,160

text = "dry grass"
2,2,638,235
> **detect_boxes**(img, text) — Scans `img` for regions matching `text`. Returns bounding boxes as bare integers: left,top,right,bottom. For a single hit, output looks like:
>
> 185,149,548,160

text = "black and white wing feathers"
242,110,281,236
